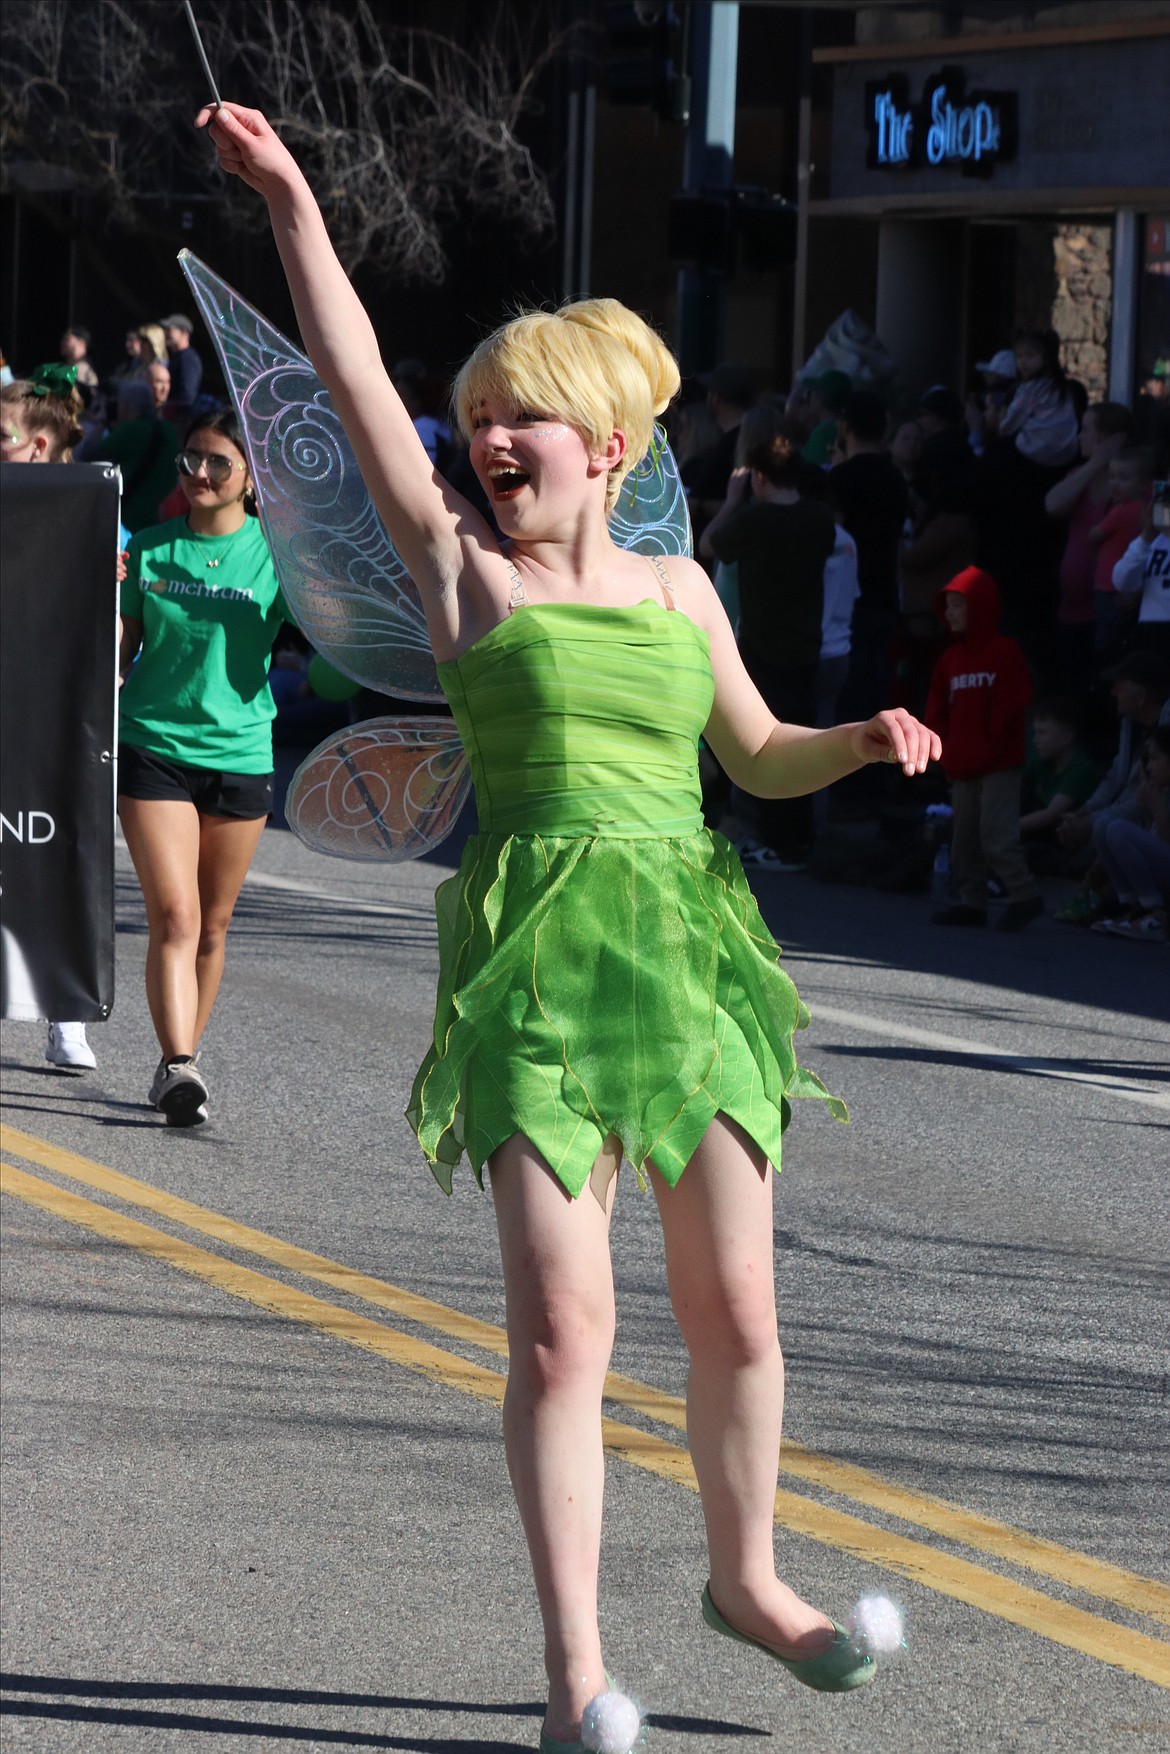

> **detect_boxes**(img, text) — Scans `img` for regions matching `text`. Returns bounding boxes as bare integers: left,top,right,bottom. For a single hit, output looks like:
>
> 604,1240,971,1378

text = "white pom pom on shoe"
580,1688,642,1754
846,1593,906,1657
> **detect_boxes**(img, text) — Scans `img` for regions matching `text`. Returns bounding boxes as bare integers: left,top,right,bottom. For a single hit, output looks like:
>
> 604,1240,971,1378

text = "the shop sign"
866,68,1017,177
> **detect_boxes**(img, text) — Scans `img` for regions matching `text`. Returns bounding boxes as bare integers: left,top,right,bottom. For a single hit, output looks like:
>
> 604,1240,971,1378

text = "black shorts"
118,744,274,819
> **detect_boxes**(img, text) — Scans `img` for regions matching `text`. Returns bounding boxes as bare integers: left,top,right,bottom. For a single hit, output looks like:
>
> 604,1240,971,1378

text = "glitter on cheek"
527,424,575,443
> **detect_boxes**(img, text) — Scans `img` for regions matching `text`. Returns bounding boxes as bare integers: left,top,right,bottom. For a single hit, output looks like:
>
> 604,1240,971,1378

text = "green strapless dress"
406,600,846,1197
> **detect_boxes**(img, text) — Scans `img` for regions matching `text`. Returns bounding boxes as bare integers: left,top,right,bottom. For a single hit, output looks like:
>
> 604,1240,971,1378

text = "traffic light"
603,1,691,125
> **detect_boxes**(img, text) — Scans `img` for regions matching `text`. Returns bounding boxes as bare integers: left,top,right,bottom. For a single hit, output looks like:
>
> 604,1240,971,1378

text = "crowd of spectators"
3,311,1166,945
673,326,1169,944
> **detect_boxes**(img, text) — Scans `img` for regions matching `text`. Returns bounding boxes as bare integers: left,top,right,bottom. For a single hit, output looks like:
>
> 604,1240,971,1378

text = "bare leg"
651,1113,835,1654
193,812,267,1046
118,796,202,1058
489,1132,619,1742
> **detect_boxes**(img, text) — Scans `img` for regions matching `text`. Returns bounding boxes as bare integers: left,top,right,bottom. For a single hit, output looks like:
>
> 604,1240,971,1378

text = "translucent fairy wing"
179,250,690,865
609,424,693,557
178,249,443,703
285,717,471,862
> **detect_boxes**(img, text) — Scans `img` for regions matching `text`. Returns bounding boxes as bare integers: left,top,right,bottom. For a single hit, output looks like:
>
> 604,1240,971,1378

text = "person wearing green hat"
800,370,853,466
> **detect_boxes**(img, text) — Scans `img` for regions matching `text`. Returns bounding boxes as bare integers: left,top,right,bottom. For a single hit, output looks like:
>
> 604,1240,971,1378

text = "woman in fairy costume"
201,101,939,1750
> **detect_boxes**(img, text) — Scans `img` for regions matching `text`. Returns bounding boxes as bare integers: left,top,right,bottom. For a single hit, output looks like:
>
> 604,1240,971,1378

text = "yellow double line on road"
2,1121,1168,1689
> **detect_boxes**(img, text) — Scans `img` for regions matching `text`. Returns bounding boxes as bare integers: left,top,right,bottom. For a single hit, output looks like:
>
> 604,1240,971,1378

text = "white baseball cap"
975,348,1017,378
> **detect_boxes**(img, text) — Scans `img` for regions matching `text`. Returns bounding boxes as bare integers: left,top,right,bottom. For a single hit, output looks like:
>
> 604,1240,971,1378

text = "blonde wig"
452,297,680,509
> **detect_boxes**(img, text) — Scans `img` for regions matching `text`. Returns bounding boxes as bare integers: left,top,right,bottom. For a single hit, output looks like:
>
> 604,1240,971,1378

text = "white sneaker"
46,1023,97,1072
150,1057,209,1127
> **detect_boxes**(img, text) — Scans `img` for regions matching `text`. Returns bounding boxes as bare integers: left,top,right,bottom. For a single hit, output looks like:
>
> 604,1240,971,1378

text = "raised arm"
198,103,494,647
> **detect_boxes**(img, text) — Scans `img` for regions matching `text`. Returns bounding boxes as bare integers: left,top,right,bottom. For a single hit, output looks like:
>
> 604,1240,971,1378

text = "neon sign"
866,69,1017,177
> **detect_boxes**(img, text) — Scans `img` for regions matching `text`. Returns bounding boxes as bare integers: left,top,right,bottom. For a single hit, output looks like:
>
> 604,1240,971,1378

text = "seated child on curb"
1089,726,1170,944
1020,699,1102,855
925,566,1042,930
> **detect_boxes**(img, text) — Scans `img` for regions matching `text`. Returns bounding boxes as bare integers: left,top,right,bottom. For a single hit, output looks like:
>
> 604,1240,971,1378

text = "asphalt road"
2,817,1168,1753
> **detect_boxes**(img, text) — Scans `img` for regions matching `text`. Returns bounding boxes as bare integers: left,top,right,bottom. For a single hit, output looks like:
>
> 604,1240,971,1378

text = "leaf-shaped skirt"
406,825,847,1198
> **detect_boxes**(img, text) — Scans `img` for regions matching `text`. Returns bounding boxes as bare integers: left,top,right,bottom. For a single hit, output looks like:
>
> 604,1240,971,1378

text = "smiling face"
178,426,250,512
468,398,619,532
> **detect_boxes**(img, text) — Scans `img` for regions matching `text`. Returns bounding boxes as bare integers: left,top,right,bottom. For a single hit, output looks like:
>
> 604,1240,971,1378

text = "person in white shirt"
1113,495,1170,660
818,513,860,727
814,507,860,833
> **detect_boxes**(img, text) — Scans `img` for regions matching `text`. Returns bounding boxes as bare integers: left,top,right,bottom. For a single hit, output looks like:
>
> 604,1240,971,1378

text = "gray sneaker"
151,1058,209,1127
147,1057,168,1108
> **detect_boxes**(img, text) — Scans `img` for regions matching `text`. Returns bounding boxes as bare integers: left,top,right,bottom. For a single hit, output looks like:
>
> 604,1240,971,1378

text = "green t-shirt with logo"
120,516,287,774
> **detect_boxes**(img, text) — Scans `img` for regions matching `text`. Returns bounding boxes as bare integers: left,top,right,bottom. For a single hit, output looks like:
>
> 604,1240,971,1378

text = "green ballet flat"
701,1583,876,1693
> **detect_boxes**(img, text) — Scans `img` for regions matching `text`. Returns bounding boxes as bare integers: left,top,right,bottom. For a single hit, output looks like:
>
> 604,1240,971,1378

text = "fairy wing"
285,718,471,862
179,249,691,859
280,422,691,863
179,249,442,702
609,424,693,557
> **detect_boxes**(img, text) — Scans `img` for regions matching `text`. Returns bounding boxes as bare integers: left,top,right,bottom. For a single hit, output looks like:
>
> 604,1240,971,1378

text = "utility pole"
676,1,739,375
790,5,813,384
562,0,598,302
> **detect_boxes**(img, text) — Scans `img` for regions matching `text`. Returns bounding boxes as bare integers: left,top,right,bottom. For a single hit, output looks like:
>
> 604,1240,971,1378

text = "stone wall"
1052,224,1111,400
1014,220,1111,402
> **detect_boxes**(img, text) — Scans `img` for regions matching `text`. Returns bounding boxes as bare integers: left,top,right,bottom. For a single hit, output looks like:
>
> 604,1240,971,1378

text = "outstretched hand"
196,101,298,198
849,708,941,777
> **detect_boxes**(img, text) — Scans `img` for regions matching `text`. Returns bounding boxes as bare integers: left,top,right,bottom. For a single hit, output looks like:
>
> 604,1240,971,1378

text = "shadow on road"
815,1040,1170,1091
750,869,1170,1031
0,1672,766,1747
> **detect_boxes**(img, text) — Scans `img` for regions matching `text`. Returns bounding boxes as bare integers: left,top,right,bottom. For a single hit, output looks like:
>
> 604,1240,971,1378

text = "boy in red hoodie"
925,566,1043,929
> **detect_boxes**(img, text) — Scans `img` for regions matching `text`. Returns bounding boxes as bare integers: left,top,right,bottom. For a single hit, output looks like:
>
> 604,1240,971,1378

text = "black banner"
1,463,120,1021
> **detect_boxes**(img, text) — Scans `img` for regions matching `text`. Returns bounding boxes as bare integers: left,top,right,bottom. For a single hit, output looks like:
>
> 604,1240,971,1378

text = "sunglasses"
176,448,246,483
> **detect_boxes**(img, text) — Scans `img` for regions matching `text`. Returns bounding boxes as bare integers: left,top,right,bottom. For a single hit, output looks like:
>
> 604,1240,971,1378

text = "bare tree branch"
1,0,577,286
